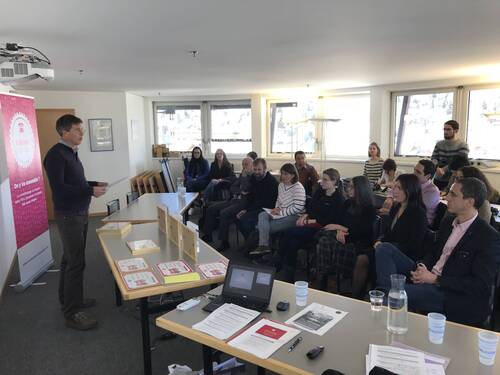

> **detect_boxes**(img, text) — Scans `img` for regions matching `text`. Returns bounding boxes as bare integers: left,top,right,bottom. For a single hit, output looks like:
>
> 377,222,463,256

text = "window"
269,101,317,155
323,94,370,157
154,104,202,151
209,102,252,154
393,91,454,157
467,87,500,160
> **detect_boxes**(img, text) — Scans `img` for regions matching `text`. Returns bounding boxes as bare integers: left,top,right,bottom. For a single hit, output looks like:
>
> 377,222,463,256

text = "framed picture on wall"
88,118,114,152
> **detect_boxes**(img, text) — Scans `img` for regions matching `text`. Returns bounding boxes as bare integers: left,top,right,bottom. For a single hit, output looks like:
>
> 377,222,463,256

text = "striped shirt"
431,139,469,183
363,158,384,185
275,182,306,216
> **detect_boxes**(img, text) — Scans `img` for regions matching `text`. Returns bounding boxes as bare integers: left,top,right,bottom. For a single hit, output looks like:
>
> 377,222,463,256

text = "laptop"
202,261,275,313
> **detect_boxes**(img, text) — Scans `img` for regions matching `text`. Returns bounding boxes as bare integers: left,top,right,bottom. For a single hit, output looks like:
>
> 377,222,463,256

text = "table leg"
140,297,152,375
202,345,213,375
114,281,122,306
257,366,266,375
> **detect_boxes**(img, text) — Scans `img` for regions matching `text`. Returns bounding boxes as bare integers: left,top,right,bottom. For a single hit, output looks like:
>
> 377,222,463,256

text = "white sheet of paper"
367,345,426,375
285,302,347,336
228,318,300,359
117,257,148,273
198,261,227,278
123,271,159,289
263,208,286,220
157,260,192,276
391,341,450,369
192,303,260,340
425,363,446,375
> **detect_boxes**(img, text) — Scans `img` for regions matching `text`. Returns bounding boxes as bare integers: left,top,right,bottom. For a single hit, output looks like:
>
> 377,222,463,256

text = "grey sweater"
431,139,469,182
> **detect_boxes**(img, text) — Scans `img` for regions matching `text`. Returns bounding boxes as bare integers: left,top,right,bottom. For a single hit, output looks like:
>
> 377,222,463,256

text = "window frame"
266,98,321,159
153,101,204,151
207,100,252,157
390,87,458,159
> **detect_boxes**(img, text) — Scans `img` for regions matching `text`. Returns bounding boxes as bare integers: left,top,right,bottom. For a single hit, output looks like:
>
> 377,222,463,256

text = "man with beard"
431,120,469,191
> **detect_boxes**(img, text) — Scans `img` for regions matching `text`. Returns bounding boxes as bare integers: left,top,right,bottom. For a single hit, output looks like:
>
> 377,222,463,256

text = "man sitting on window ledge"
376,177,500,326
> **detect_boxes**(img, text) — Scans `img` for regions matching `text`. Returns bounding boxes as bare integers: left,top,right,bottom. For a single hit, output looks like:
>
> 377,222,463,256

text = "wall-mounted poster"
88,118,114,151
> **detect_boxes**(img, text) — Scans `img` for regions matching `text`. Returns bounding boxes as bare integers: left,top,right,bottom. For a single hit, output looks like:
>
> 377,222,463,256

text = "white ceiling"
3,0,500,96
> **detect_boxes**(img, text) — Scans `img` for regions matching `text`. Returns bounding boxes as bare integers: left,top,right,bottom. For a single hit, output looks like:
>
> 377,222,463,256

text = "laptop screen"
222,262,275,305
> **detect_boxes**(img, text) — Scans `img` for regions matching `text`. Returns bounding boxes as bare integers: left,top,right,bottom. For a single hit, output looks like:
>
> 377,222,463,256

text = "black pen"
288,336,302,352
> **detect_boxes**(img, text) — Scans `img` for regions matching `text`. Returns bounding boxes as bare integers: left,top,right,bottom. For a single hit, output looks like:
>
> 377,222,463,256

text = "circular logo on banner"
9,112,35,169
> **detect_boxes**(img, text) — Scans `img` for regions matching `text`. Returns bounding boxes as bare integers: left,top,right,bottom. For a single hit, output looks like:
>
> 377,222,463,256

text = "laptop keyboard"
204,295,266,312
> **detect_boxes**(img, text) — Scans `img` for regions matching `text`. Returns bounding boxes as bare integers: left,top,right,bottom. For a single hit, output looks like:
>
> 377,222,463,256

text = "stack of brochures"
126,239,160,255
97,222,132,235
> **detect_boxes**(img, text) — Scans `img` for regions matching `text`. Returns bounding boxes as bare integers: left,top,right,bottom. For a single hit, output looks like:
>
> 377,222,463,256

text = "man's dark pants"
55,212,89,319
204,199,246,242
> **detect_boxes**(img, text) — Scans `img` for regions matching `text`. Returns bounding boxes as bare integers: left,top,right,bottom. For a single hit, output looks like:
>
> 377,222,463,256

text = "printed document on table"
366,344,426,375
228,318,301,359
192,303,261,340
198,261,227,278
117,257,148,273
391,341,450,369
285,302,347,336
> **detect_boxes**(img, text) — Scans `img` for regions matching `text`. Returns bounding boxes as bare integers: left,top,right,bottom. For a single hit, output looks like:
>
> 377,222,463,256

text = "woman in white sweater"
251,163,306,256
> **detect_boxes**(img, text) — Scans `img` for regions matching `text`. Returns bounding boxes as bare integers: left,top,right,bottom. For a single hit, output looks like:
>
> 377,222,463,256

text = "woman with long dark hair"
375,173,428,290
276,168,345,281
183,146,210,192
315,176,376,296
203,148,235,202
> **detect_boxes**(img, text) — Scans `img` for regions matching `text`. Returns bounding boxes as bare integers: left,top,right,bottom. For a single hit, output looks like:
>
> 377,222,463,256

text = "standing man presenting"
431,120,469,191
44,114,107,330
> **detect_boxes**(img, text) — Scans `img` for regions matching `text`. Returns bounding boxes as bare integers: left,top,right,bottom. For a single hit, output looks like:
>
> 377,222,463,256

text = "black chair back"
430,201,447,231
126,191,139,205
106,199,120,215
372,215,382,242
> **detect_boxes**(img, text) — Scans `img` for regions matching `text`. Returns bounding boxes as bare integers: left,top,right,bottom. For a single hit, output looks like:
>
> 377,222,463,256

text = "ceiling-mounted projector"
0,43,54,84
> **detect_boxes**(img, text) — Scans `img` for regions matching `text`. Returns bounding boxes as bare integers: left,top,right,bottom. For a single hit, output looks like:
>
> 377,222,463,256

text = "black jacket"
423,215,500,326
307,189,344,226
380,204,428,261
43,143,97,213
245,172,279,211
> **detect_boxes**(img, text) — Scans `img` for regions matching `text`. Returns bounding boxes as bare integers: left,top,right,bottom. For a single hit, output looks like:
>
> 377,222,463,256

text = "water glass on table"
176,177,186,196
369,290,384,312
295,281,308,306
427,313,446,344
478,330,499,366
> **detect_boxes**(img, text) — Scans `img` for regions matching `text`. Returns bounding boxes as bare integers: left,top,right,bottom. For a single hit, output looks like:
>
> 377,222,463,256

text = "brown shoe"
65,312,98,331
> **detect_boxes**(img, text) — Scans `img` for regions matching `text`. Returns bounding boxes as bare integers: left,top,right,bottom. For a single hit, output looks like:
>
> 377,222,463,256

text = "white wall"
125,93,147,176
0,84,18,295
16,90,133,213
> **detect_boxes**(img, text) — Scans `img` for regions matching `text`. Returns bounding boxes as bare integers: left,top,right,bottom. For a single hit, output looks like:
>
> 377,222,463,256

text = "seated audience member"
363,142,384,186
183,146,210,192
247,151,258,160
203,148,235,202
376,177,500,326
379,160,441,226
456,166,494,223
376,158,400,189
374,174,428,270
250,163,306,256
237,158,279,240
443,154,470,194
413,159,441,225
315,176,376,297
294,150,319,196
201,157,253,250
277,168,344,281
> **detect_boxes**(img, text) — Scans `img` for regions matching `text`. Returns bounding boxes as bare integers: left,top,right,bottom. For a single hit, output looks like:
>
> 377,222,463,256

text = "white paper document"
263,208,286,220
425,363,445,375
198,261,227,278
366,345,426,375
122,271,159,290
157,260,193,276
117,257,148,273
285,302,347,336
228,318,301,359
192,303,261,340
391,341,450,369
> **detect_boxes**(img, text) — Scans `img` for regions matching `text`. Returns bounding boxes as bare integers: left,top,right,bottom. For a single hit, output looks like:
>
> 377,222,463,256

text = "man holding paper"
44,114,108,330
